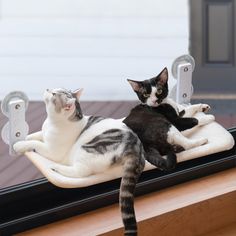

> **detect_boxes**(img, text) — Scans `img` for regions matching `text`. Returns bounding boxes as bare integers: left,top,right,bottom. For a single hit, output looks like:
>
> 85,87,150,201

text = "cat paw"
164,161,176,171
173,145,185,153
156,156,176,171
13,141,31,154
200,104,211,113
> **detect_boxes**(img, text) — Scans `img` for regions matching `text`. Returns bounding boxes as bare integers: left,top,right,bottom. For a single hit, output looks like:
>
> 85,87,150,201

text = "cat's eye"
156,88,162,95
143,93,150,98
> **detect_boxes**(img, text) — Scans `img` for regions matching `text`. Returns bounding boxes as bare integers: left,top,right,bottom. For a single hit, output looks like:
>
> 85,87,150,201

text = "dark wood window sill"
17,167,236,236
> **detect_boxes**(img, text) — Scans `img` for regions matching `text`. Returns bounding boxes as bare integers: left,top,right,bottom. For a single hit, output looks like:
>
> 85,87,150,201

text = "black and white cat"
13,88,145,236
123,68,214,171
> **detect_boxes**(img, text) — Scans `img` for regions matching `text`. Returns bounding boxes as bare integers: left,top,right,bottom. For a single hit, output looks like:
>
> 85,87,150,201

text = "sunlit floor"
0,99,235,189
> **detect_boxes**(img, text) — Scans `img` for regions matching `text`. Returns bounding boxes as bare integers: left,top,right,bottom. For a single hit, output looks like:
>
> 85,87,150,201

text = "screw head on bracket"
15,104,21,110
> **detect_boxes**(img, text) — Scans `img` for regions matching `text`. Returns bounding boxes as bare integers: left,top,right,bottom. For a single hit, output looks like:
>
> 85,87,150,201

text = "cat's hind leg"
145,146,176,171
51,163,92,178
167,125,208,150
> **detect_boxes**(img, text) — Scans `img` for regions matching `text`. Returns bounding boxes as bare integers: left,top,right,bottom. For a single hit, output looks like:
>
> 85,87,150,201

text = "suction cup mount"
1,91,29,155
171,54,195,79
171,55,195,104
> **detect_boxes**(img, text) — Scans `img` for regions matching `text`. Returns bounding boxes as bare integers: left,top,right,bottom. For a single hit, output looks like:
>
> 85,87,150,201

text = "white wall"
0,0,189,100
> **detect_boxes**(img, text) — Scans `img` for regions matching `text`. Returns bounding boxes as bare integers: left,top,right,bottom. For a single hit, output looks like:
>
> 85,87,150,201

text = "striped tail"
120,152,145,236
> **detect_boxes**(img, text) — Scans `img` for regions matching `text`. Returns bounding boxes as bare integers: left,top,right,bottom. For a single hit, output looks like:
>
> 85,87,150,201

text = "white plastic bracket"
1,92,29,156
171,54,195,105
176,63,193,104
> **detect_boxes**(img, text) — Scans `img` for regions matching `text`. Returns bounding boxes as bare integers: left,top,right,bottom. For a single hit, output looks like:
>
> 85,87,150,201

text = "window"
1,1,236,234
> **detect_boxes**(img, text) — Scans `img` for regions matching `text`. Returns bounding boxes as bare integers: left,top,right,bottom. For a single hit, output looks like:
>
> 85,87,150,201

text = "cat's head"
43,88,83,120
127,67,168,107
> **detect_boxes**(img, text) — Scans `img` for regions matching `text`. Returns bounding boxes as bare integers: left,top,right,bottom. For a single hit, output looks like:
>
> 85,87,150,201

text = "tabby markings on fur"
14,88,145,236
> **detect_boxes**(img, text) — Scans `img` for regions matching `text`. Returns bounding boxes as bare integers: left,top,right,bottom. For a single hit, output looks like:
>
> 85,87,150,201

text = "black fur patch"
124,68,199,172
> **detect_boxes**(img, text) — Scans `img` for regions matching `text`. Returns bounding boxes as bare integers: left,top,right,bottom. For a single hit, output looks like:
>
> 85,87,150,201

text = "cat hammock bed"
1,55,234,188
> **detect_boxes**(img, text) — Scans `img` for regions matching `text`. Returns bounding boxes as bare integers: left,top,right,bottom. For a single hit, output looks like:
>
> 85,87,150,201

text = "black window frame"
0,127,236,235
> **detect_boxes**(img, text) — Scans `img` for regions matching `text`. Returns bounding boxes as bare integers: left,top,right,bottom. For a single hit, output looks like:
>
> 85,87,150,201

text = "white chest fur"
41,117,87,162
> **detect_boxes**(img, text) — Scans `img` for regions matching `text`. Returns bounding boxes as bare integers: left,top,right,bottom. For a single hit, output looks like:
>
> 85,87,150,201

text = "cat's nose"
151,99,158,104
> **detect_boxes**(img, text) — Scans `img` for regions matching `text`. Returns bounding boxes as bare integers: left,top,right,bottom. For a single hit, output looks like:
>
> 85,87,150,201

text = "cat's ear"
158,67,168,85
127,79,142,92
73,88,83,101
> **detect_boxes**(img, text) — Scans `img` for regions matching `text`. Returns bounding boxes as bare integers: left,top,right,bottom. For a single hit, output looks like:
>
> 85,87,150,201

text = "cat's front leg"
13,140,49,157
145,147,176,171
26,131,43,141
183,104,211,117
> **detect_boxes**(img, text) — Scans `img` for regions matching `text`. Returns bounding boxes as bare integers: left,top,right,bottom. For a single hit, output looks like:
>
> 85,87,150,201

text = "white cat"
14,88,145,236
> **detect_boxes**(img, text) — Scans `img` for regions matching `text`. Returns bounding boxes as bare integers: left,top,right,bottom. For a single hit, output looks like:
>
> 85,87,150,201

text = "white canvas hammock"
1,55,234,188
